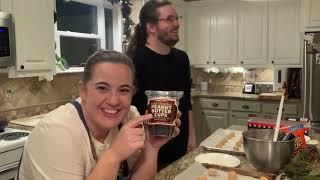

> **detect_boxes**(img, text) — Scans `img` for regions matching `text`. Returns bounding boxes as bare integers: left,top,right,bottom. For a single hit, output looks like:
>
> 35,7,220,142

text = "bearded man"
127,0,196,171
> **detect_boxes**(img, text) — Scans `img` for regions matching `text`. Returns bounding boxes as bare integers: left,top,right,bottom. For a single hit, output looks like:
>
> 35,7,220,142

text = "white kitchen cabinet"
238,1,268,65
173,2,186,52
0,0,55,80
268,0,300,65
186,3,237,66
186,6,210,65
302,0,320,28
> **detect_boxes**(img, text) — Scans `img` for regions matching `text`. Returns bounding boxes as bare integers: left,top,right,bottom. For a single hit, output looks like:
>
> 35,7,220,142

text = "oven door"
0,164,18,180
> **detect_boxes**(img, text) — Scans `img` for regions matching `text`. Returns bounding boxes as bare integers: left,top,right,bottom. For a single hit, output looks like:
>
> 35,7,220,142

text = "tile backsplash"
191,67,274,93
0,66,273,121
0,73,81,121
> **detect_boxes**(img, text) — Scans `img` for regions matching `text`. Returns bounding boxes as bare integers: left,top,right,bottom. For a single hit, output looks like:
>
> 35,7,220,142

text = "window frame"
54,0,123,64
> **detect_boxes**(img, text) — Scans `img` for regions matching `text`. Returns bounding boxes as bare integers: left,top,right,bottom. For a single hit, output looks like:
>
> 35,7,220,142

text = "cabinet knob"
241,105,249,110
201,112,204,115
232,114,235,117
20,65,24,70
276,107,284,111
213,61,216,64
212,103,218,107
240,61,244,64
271,61,274,64
206,61,210,64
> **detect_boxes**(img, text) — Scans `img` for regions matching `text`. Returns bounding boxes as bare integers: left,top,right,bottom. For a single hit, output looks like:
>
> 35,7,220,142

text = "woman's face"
79,62,133,130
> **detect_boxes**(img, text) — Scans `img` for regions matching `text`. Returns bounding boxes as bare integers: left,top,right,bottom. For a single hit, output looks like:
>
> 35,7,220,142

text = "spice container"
145,90,183,137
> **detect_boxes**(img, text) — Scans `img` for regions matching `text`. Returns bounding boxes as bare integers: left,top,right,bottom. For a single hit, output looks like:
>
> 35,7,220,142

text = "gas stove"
0,128,29,178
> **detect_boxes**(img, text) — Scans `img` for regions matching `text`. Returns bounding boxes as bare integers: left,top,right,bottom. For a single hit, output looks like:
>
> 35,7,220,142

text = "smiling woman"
17,50,181,180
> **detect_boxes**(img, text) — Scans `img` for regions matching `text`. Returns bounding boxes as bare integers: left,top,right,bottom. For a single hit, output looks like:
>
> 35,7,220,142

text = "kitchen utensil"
273,95,285,142
195,153,240,168
200,81,208,91
174,163,264,180
242,129,295,173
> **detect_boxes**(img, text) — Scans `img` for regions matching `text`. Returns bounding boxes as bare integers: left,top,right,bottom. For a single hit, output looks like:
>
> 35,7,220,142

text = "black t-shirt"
131,45,192,165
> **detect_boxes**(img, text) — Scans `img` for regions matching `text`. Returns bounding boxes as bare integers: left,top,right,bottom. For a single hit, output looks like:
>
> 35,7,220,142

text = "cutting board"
258,93,288,101
174,163,272,180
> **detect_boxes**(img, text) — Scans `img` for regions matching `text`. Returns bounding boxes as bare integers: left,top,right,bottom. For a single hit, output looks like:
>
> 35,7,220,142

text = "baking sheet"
200,128,245,155
174,162,260,180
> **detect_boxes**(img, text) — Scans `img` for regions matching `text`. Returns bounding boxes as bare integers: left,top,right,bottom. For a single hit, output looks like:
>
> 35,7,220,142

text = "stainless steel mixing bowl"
242,129,295,173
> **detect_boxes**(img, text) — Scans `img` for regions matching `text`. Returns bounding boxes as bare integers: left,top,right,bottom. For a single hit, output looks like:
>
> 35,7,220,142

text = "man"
127,0,196,170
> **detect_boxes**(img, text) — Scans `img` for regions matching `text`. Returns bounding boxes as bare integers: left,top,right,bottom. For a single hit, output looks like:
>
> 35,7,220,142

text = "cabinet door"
238,2,268,65
203,110,228,137
210,3,237,65
2,0,55,72
174,4,185,51
268,0,300,65
230,111,256,126
186,7,210,65
305,0,320,27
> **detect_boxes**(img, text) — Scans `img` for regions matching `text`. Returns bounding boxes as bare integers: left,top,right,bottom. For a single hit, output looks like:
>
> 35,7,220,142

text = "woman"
18,50,180,180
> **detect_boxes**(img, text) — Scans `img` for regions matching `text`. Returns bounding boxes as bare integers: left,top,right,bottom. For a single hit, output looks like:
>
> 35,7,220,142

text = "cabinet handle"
212,103,218,107
213,61,216,64
20,65,25,70
276,107,284,111
242,105,249,110
232,114,235,117
271,61,274,64
240,61,244,64
201,112,204,115
206,61,210,64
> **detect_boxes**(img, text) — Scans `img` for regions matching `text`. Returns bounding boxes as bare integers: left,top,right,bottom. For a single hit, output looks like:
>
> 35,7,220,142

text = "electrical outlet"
4,89,12,102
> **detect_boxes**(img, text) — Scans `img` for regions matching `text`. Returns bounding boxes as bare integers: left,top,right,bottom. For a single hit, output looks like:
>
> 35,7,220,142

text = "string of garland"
108,0,135,42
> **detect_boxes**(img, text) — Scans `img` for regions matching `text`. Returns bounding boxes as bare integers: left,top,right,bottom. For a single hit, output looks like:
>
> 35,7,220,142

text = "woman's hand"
144,111,181,150
108,114,153,162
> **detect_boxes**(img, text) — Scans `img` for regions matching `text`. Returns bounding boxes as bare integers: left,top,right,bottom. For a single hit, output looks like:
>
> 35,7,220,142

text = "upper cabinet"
238,2,268,65
268,0,300,65
186,2,237,66
173,2,186,52
185,0,302,67
302,0,320,29
0,0,55,80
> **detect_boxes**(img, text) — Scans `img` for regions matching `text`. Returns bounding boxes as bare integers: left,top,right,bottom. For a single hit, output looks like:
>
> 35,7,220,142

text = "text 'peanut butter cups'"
145,90,183,137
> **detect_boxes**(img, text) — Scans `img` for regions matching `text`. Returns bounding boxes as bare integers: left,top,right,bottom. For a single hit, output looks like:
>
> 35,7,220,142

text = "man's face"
154,5,180,46
79,62,133,130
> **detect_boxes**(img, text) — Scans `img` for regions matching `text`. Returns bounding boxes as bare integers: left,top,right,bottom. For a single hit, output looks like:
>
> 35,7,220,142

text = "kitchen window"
55,0,122,68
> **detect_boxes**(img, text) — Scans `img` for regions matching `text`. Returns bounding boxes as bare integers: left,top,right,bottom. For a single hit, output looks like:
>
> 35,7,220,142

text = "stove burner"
0,132,29,141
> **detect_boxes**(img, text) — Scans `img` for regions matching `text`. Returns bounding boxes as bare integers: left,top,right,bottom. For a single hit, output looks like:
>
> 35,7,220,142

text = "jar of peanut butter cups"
145,90,183,137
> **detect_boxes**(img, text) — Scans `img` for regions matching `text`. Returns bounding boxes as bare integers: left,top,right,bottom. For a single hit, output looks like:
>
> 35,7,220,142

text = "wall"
0,73,81,121
191,67,274,93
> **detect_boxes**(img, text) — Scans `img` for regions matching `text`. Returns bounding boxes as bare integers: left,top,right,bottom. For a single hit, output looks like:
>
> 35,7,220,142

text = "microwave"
0,12,14,68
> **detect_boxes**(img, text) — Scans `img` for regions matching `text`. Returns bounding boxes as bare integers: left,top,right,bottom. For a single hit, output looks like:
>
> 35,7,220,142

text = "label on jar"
147,98,178,125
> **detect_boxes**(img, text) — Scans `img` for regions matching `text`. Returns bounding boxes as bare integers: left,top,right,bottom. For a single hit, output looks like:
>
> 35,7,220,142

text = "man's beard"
157,30,179,47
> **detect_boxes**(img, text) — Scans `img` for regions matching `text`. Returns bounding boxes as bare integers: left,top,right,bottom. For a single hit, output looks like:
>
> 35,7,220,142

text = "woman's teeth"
103,109,118,114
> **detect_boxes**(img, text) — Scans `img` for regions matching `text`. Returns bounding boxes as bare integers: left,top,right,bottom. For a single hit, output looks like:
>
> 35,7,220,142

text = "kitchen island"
155,125,320,180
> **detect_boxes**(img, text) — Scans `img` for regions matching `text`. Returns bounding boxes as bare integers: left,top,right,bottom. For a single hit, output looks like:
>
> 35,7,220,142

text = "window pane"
60,36,100,66
56,0,98,34
105,8,113,50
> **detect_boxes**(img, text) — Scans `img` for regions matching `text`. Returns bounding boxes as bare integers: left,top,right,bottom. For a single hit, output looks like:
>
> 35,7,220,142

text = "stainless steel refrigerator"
304,32,320,130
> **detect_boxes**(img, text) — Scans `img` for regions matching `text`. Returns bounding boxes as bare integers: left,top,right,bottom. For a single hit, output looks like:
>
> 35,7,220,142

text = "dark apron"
17,101,130,180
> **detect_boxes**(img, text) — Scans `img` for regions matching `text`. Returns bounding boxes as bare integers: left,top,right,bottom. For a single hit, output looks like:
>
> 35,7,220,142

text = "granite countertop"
191,90,301,103
155,125,320,180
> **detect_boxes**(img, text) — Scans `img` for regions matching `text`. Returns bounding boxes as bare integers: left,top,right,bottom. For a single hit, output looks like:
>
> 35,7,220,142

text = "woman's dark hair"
82,50,135,85
126,0,172,58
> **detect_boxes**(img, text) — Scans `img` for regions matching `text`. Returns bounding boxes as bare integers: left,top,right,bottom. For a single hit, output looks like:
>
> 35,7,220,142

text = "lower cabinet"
192,97,302,145
202,110,229,140
229,111,258,126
